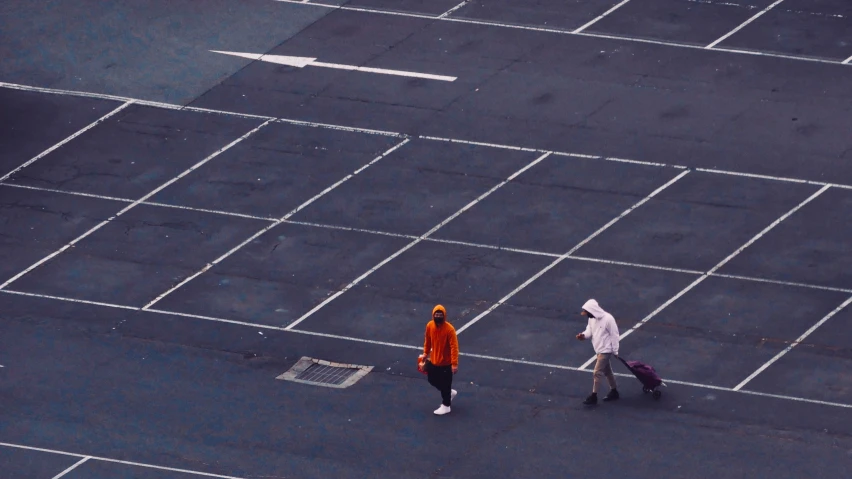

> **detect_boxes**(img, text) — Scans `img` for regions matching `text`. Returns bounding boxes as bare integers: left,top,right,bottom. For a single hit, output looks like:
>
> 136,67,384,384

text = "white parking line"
273,0,849,67
706,0,785,49
0,442,246,478
140,138,411,310
282,151,554,331
3,289,852,409
843,54,852,65
0,119,275,291
0,101,133,182
577,184,832,370
455,169,691,335
734,294,852,390
2,81,851,191
51,457,91,479
573,0,632,34
4,181,850,297
438,1,469,19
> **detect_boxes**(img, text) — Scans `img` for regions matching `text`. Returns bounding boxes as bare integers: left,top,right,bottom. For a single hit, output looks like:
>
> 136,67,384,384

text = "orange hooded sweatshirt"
423,305,459,367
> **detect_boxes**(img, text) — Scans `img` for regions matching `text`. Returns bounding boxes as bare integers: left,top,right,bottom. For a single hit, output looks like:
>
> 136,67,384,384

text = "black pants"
426,362,453,406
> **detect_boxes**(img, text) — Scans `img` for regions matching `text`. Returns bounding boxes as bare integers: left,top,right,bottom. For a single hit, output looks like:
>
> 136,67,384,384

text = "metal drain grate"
276,357,372,389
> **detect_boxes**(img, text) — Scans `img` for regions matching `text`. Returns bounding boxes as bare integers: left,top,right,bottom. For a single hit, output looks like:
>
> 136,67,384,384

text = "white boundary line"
0,442,247,479
455,169,690,334
705,0,785,49
141,138,411,309
2,81,852,190
734,294,852,391
282,151,554,331
272,0,850,67
438,1,468,19
573,0,632,34
577,184,832,370
3,289,852,409
1,101,134,182
844,55,852,65
0,119,275,291
4,181,851,296
51,456,91,479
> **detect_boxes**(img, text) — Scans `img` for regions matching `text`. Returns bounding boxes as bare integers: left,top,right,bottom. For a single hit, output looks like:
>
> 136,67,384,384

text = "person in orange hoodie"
420,305,459,415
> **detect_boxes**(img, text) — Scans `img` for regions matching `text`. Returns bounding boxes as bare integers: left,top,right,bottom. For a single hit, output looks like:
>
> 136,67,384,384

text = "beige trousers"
593,353,617,393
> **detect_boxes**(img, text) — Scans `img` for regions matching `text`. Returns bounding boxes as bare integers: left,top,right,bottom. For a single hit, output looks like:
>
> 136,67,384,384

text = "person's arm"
423,323,432,358
607,317,619,355
450,329,459,372
577,321,592,340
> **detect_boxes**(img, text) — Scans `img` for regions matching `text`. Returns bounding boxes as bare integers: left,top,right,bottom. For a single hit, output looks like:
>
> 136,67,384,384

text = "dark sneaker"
603,389,620,402
583,393,598,405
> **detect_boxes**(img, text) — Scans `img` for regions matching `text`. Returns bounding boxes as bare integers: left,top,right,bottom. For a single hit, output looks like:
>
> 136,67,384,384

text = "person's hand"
576,333,585,340
452,366,458,374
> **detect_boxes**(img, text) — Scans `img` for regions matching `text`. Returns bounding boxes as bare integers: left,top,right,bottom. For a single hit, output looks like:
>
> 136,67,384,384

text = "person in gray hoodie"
576,299,620,405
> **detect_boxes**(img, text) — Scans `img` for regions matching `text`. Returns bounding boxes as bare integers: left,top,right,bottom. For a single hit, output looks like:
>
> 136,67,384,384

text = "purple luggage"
616,356,666,400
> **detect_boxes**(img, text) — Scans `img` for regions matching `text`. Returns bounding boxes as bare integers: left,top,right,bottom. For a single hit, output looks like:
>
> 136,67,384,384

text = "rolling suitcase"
616,355,666,399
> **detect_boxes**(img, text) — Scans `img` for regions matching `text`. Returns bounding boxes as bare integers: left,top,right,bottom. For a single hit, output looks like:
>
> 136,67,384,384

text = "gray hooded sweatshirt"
580,299,620,355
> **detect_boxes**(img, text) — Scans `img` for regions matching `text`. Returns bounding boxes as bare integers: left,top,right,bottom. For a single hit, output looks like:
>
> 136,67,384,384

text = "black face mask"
434,316,445,325
583,310,595,319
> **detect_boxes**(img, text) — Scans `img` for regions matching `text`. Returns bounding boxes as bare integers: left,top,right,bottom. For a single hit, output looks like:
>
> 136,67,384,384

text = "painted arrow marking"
211,50,457,82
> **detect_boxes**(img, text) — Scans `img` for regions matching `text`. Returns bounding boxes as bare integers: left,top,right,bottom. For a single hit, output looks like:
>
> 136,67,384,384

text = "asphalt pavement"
2,1,852,478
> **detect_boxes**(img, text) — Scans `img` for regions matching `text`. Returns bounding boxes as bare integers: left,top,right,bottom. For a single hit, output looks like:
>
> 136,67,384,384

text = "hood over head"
582,299,607,319
432,304,447,322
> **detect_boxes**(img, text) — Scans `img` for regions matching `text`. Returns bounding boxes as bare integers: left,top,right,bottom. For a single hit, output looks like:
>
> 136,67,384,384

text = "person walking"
420,304,459,415
576,299,620,405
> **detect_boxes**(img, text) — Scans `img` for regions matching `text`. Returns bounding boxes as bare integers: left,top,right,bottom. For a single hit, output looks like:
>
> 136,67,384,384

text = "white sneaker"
434,404,451,415
451,389,457,401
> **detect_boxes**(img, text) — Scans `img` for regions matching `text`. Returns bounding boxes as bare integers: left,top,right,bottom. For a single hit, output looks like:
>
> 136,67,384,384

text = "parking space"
4,105,264,198
0,186,120,283
611,276,849,386
346,0,463,15
433,154,680,254
292,140,539,236
743,303,852,401
721,187,852,290
458,260,698,366
587,0,774,45
575,172,820,272
11,204,269,306
154,221,410,326
746,321,852,403
147,122,402,219
295,240,554,344
0,89,124,177
720,0,852,59
63,459,215,478
0,446,81,479
452,0,626,31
